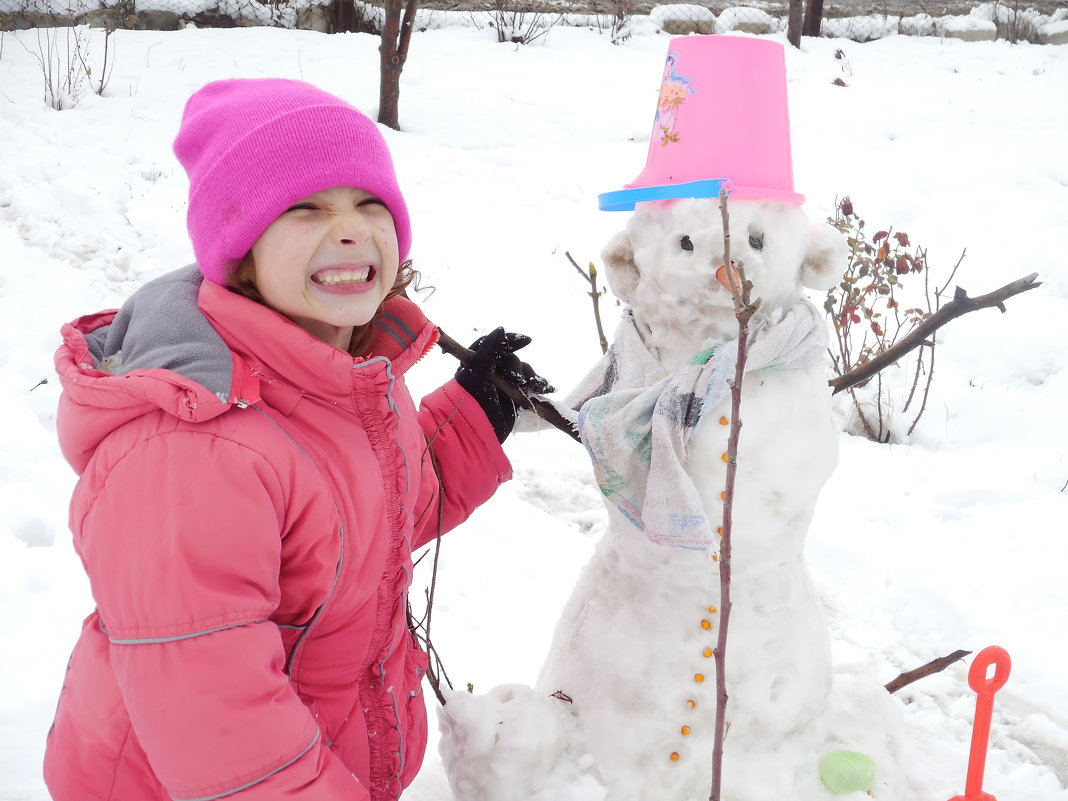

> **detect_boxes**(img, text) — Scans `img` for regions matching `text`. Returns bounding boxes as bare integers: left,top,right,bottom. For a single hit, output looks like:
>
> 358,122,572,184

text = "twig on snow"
884,650,972,694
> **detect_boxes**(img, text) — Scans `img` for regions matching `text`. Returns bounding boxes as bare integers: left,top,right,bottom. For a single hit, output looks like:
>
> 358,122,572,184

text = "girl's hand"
454,327,554,443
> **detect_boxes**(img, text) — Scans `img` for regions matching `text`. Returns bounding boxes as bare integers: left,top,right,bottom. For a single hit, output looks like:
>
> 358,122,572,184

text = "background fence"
1,0,1065,45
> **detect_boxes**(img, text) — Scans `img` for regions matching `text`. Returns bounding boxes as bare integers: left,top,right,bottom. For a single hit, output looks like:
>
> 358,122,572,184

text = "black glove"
455,327,555,443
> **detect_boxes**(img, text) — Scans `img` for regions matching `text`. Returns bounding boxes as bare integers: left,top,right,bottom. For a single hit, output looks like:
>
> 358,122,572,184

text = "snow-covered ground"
1,23,1066,801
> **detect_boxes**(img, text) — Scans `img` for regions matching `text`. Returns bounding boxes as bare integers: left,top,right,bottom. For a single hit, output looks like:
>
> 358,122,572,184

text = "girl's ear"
800,223,847,292
601,230,639,303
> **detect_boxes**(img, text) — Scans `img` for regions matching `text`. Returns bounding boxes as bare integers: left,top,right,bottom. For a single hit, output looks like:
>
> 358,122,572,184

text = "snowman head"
601,197,845,366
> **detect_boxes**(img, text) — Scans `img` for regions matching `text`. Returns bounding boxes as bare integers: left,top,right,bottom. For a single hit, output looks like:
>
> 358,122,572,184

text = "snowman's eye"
748,233,764,251
680,235,694,252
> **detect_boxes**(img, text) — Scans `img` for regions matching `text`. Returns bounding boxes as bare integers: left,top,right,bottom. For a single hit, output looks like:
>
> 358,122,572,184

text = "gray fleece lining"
84,265,234,401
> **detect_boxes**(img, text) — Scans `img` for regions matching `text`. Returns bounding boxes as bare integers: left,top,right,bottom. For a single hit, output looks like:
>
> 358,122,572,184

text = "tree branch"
565,250,609,355
830,273,1041,395
399,0,420,52
434,328,581,442
711,188,756,801
400,288,581,442
884,649,971,694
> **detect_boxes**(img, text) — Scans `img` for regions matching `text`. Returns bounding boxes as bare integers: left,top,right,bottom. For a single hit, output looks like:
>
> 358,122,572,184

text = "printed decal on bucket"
656,52,695,147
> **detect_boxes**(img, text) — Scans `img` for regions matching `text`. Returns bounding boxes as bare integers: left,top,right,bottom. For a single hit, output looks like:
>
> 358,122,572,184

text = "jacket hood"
55,265,438,474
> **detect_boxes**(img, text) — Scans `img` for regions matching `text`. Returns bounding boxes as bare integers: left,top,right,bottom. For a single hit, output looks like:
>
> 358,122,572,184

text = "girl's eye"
748,234,764,251
286,203,318,212
358,197,386,208
680,235,694,252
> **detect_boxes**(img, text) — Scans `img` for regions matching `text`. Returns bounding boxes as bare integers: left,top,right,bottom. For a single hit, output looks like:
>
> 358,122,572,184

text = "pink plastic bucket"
599,35,804,211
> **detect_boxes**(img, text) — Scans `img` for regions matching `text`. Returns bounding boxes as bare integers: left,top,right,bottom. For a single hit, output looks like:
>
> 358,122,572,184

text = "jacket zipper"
243,404,346,678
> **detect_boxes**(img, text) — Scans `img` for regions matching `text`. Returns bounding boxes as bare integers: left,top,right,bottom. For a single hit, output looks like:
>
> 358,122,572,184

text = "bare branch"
884,650,971,694
936,248,966,304
397,287,579,442
407,444,454,707
565,250,589,282
435,328,581,442
830,273,1040,395
565,251,610,355
711,187,757,801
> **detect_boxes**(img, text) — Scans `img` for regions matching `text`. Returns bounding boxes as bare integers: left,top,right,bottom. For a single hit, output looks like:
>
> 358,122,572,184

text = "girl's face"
249,186,400,350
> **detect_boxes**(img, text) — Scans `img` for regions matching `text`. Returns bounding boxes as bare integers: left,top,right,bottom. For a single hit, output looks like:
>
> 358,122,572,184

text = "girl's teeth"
315,268,370,285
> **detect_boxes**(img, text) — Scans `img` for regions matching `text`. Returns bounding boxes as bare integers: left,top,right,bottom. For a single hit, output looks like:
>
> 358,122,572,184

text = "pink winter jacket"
44,267,511,801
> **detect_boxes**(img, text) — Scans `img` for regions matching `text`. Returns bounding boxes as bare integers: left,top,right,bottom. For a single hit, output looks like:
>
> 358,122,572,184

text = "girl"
44,78,550,801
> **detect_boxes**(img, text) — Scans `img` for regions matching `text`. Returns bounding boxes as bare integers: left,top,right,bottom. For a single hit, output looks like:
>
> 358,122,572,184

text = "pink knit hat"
174,78,411,285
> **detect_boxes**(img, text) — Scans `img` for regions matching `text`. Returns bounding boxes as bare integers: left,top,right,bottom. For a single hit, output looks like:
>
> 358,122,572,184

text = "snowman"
440,35,922,801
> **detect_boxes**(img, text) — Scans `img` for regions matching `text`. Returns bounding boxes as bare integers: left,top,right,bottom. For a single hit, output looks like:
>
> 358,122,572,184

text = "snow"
941,15,997,34
1,23,1066,801
716,6,778,32
823,14,903,41
651,5,716,27
898,14,939,36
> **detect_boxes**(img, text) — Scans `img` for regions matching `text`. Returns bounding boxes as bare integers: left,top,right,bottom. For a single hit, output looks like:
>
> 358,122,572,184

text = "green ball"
819,750,876,794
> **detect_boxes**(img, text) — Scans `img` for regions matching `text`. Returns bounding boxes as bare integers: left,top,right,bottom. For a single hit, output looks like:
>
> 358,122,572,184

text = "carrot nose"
716,262,740,292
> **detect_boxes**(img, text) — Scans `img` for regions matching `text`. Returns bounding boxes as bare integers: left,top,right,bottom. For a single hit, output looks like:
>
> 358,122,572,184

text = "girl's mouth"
312,265,376,285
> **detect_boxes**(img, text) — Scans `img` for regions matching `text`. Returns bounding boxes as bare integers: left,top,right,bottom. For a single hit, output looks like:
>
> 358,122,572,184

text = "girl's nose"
333,211,372,246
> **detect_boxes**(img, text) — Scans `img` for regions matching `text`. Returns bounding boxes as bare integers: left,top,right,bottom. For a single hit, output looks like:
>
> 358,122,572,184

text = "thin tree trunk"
333,0,354,32
787,0,804,47
803,0,825,37
378,0,419,130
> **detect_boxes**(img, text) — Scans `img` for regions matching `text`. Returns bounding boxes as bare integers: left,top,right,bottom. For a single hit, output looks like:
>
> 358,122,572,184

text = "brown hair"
227,254,420,358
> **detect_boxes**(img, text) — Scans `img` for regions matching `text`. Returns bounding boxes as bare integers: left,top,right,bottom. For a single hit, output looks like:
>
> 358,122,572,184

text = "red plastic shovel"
948,645,1012,801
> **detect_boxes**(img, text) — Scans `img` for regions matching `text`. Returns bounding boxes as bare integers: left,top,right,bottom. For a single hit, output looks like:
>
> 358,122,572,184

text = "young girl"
44,78,550,801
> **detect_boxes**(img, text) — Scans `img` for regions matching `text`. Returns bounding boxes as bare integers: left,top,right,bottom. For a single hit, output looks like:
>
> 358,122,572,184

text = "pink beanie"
173,78,411,285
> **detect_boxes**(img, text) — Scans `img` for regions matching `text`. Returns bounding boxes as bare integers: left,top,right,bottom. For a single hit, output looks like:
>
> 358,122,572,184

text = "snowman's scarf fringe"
567,299,828,551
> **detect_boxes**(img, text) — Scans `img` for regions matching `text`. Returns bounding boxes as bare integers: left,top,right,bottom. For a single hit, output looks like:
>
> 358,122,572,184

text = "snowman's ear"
601,230,639,303
800,222,847,292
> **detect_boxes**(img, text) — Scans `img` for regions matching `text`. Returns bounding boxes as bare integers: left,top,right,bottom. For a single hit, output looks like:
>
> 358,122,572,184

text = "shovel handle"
959,646,1011,800
968,646,1011,695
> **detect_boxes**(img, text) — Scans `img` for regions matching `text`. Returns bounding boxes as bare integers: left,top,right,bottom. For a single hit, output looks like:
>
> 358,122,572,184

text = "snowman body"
440,199,920,801
535,198,842,800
